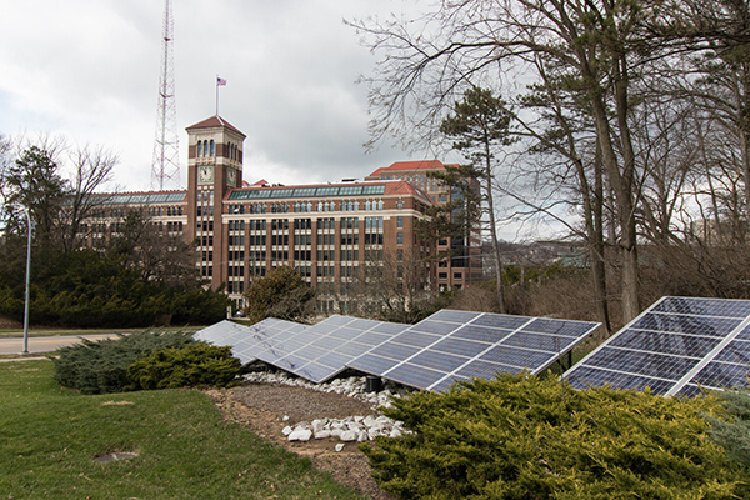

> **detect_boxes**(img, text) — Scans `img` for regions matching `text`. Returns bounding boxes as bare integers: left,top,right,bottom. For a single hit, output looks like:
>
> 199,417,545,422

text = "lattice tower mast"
151,0,179,189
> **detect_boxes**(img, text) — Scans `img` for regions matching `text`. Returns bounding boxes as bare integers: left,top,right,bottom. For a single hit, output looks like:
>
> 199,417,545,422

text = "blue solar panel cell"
348,354,400,375
370,342,421,360
430,338,488,357
308,336,340,350
608,329,721,358
354,332,394,346
410,320,460,335
652,297,750,318
369,322,409,334
472,314,531,329
479,345,553,368
428,310,481,323
329,328,361,340
386,363,445,389
631,313,741,338
712,340,750,365
391,331,441,348
691,361,750,388
736,325,750,341
501,332,578,353
317,352,352,368
567,366,673,395
334,341,371,357
409,350,467,372
450,325,513,343
583,347,695,380
347,319,381,330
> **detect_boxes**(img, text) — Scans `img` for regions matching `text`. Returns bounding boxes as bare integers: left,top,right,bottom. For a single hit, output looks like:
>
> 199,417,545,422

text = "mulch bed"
206,383,394,500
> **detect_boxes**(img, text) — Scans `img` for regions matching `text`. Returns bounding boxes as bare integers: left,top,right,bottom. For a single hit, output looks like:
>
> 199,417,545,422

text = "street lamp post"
22,208,31,354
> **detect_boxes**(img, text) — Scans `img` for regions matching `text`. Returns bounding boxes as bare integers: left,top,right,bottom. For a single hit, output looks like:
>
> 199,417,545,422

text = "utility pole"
22,209,32,354
151,0,179,189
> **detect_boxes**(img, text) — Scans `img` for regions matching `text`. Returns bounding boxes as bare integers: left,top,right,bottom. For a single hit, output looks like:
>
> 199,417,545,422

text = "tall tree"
3,145,67,240
440,87,513,312
243,266,315,323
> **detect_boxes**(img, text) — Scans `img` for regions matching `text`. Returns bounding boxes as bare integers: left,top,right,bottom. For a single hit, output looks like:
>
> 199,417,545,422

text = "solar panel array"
196,310,599,391
348,310,600,391
564,296,750,396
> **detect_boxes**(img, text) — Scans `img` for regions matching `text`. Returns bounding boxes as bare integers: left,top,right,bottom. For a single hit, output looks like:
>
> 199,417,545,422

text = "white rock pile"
242,371,409,409
282,415,410,443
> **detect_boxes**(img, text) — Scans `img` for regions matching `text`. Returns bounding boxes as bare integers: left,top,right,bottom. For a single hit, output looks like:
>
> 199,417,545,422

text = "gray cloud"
0,0,428,190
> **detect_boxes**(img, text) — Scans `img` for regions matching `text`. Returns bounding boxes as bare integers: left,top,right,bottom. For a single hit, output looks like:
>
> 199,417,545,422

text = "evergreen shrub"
54,331,194,394
127,343,241,390
362,375,747,498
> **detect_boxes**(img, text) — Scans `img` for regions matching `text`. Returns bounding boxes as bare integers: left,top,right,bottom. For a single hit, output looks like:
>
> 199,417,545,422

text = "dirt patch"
93,450,139,463
101,400,135,406
231,383,375,422
206,384,393,500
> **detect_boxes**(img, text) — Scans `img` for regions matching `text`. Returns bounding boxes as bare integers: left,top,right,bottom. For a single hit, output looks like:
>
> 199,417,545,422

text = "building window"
453,272,462,280
439,272,447,280
209,139,215,156
196,141,202,157
396,232,403,245
396,216,404,228
202,140,208,157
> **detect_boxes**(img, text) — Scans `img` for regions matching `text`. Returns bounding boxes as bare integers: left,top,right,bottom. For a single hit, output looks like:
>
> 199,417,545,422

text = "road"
0,334,114,355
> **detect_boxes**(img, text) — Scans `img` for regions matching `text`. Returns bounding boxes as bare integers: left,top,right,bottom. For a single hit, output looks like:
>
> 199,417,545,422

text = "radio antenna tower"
151,0,179,189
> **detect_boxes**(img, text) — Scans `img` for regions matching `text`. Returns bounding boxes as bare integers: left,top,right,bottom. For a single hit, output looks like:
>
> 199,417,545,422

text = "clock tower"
185,115,246,288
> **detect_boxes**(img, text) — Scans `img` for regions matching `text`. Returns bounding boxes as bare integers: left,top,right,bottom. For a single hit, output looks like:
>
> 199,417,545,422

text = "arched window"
202,140,208,157
231,144,236,161
196,141,202,157
209,139,215,156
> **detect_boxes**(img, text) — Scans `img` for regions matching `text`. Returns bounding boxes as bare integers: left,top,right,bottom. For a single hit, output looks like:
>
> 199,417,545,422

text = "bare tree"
347,0,662,321
60,145,118,252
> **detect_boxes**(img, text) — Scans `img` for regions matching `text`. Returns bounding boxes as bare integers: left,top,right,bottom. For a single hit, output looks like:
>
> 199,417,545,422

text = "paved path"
0,334,114,355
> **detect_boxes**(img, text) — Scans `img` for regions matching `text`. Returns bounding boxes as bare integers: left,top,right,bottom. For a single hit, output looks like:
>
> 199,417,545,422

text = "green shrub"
127,343,241,390
709,387,750,468
362,375,746,498
54,331,194,394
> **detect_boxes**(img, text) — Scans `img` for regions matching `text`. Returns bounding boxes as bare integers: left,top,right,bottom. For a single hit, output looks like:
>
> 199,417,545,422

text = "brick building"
82,115,481,312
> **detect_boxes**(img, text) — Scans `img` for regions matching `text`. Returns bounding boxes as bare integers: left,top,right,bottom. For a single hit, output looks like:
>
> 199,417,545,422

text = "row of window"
226,199,388,214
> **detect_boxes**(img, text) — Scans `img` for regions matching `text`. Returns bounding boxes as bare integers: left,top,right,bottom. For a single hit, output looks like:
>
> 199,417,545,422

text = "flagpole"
215,75,219,116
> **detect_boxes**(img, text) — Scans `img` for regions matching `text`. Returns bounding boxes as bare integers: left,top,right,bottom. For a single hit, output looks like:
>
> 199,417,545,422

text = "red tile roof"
367,159,457,178
254,179,269,186
185,115,245,137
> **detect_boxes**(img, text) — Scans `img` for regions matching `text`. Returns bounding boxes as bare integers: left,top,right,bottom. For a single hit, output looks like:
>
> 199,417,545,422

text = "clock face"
226,168,236,185
198,165,213,184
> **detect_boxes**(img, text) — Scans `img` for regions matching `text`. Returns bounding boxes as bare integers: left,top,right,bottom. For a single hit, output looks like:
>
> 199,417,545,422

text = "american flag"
216,76,227,86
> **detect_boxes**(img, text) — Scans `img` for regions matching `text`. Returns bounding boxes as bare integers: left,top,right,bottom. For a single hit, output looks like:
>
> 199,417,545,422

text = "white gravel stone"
339,430,357,441
314,429,331,439
282,425,292,436
389,428,402,438
282,415,290,421
335,443,345,452
288,429,312,441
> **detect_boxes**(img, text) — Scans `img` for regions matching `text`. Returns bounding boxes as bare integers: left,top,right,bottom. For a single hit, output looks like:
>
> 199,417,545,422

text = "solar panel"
276,316,408,382
564,296,750,396
348,310,599,391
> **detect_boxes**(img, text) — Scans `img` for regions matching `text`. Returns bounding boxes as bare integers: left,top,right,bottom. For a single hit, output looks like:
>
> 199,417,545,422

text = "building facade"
82,115,481,312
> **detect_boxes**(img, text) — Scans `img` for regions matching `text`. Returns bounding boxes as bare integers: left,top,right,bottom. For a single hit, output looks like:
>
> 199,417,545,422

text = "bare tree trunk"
592,139,612,334
485,140,505,313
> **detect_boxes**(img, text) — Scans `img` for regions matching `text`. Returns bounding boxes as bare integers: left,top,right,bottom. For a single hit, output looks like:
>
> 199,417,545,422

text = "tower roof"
186,115,245,138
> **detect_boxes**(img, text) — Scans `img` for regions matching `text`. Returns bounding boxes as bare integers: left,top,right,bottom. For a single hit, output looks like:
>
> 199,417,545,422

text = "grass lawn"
0,360,362,499
0,325,204,338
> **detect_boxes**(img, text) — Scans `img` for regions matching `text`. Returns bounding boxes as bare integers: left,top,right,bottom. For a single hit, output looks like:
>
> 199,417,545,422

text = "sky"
0,0,566,241
0,1,442,187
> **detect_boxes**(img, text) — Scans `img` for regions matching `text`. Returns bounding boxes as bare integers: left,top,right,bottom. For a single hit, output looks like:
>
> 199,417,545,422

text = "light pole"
22,208,32,355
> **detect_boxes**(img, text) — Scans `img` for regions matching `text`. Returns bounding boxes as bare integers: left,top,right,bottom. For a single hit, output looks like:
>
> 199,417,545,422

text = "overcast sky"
0,0,568,240
0,1,442,188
